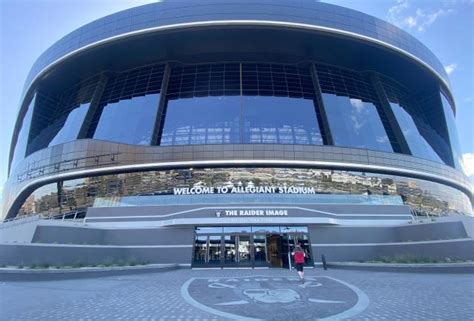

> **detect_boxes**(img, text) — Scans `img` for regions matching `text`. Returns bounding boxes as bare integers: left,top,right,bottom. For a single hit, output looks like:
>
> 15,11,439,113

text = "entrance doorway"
192,226,313,268
267,234,283,268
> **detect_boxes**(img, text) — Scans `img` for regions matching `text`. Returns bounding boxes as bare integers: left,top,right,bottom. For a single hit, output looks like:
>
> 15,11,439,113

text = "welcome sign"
173,185,316,195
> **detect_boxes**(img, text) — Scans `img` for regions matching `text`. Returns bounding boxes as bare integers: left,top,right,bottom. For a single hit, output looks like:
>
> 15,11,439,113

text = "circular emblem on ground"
181,275,369,320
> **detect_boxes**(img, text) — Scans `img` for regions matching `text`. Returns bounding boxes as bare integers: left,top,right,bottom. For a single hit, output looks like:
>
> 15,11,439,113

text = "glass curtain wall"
17,167,472,219
440,93,463,170
12,61,463,174
26,77,99,156
48,103,90,146
381,77,444,164
315,64,394,152
11,94,36,171
17,182,60,217
87,64,164,145
160,63,323,146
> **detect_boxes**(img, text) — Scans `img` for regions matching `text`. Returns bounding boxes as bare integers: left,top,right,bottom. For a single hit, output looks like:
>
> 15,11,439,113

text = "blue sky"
0,0,473,208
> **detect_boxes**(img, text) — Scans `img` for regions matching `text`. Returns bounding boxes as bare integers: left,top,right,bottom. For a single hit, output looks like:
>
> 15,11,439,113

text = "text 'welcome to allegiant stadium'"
173,185,316,195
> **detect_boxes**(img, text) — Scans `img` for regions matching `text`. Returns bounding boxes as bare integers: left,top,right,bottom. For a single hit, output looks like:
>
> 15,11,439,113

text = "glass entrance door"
223,235,237,265
208,235,222,265
237,235,251,265
267,234,283,267
192,226,312,268
194,235,207,266
253,234,267,267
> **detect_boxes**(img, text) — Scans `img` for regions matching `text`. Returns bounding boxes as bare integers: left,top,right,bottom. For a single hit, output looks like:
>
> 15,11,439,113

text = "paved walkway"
1,268,473,320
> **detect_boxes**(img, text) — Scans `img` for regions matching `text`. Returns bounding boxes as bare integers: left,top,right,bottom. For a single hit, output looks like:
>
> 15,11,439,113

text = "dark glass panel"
26,93,63,155
253,234,267,263
242,96,323,145
48,103,90,147
208,235,222,264
160,96,240,145
322,94,392,152
389,102,442,163
224,235,237,263
27,76,99,155
414,93,453,166
440,93,463,170
87,64,164,141
93,93,160,145
380,76,449,165
194,235,207,264
11,94,36,170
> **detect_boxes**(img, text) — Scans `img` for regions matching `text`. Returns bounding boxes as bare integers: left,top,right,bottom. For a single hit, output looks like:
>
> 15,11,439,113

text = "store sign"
215,209,288,217
173,185,316,195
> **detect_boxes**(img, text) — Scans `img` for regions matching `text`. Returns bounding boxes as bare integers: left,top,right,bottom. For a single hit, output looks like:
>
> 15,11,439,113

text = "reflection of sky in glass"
440,94,463,170
323,93,392,152
243,96,322,145
49,103,90,147
389,102,443,163
161,95,323,146
94,94,160,145
12,94,36,169
161,96,240,145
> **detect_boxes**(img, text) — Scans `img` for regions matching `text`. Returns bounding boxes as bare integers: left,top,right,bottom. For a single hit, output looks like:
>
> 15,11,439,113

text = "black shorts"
295,263,304,272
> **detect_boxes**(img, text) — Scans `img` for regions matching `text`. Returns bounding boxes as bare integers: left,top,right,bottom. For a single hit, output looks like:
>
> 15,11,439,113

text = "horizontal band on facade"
6,243,193,249
85,218,411,228
312,238,473,247
10,159,473,202
84,206,411,220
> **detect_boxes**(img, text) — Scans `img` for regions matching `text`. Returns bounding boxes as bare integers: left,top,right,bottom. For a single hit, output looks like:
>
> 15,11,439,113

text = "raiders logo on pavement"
181,275,369,320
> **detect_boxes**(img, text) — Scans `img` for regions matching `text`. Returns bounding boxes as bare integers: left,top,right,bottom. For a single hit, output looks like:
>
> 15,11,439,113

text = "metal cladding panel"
23,0,449,97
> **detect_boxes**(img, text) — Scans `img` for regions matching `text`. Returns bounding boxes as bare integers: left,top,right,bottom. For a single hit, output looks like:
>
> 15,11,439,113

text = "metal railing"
15,152,120,183
1,210,87,226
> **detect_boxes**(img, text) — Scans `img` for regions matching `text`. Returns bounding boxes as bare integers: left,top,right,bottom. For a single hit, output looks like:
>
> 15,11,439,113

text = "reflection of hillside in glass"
18,168,471,218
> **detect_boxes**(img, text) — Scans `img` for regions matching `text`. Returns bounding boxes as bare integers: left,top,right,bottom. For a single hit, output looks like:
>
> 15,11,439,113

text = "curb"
0,264,188,282
327,262,474,274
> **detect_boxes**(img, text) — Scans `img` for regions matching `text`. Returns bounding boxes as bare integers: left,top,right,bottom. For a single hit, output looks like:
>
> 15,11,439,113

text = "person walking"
292,244,306,282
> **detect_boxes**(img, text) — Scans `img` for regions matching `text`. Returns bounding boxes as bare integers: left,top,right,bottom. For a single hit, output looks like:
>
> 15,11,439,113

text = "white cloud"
444,63,458,75
387,0,410,23
388,0,409,16
463,153,474,177
404,16,417,27
350,98,365,113
464,97,473,103
415,9,453,31
387,1,454,32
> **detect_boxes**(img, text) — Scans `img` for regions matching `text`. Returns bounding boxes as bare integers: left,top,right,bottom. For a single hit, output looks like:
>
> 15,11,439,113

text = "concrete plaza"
1,268,473,320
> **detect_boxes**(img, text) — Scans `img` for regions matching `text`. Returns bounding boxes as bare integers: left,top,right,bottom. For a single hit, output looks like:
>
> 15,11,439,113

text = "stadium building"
1,1,472,268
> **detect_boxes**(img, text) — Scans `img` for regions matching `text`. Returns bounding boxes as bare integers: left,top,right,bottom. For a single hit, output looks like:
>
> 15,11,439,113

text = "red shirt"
294,251,305,264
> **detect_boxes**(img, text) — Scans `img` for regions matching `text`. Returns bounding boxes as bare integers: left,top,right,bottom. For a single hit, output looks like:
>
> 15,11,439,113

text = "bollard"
321,254,328,270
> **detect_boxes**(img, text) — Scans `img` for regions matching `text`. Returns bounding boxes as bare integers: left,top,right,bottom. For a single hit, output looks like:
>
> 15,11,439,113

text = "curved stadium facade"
1,1,473,267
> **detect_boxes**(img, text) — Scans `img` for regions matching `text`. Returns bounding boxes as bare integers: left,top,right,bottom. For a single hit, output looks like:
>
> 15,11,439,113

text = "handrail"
15,152,120,184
